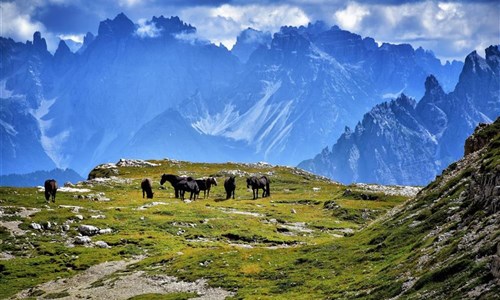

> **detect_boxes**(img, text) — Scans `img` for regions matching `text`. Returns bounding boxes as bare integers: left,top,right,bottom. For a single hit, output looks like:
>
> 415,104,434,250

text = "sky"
1,0,499,62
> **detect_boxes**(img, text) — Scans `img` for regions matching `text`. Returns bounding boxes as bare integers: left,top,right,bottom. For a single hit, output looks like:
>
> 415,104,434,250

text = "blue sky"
1,0,499,61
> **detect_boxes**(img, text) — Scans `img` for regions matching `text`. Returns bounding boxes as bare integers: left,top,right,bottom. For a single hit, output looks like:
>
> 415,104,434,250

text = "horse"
177,177,199,201
224,176,236,199
44,179,57,202
246,176,270,199
195,177,218,199
160,174,185,198
141,178,154,199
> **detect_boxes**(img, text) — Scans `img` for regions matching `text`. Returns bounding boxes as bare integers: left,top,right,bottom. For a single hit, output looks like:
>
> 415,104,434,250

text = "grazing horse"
246,176,270,199
224,176,236,199
44,179,57,202
141,178,154,199
177,177,199,200
160,174,185,198
196,177,218,199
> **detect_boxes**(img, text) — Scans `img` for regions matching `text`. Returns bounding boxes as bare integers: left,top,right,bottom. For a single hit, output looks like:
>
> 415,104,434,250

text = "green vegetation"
1,124,499,300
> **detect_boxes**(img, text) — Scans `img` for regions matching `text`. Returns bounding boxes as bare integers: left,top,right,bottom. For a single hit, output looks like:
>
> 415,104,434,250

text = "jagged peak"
55,40,71,56
393,93,416,108
97,12,135,38
32,31,47,52
424,75,444,95
463,49,489,74
485,45,500,70
151,15,196,35
236,27,271,44
83,32,95,45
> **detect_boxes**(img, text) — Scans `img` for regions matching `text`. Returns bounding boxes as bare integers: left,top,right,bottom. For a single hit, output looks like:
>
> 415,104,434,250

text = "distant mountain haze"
0,13,464,179
299,46,500,185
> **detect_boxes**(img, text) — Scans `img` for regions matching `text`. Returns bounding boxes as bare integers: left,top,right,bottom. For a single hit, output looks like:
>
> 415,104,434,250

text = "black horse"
160,174,185,198
196,177,217,199
246,176,270,199
44,179,57,202
177,177,199,200
141,178,154,199
224,176,236,199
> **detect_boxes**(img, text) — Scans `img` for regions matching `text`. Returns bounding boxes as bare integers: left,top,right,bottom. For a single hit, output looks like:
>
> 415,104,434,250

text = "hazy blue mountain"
0,14,464,176
0,168,83,187
299,46,499,185
231,28,272,63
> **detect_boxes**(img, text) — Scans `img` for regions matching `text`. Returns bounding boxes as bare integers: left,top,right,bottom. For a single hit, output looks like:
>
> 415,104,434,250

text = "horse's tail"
266,180,270,197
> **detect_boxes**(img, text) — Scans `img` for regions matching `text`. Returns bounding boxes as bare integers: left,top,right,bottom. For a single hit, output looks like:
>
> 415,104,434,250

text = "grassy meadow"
1,159,417,299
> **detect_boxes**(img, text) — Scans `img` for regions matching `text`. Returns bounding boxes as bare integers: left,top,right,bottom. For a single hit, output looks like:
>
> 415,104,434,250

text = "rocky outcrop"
464,118,500,155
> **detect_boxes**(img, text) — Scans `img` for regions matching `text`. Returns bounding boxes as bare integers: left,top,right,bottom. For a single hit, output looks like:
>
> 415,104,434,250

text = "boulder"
78,225,100,236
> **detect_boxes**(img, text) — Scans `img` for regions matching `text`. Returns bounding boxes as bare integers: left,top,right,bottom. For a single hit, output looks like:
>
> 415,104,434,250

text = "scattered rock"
291,208,297,214
99,228,112,234
62,224,70,231
91,215,106,219
116,158,160,168
95,241,110,248
312,187,321,192
74,235,92,245
30,223,42,230
78,225,100,236
343,189,352,196
74,215,84,220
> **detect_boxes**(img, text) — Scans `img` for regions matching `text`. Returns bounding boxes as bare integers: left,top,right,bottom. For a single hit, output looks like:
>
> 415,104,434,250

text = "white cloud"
334,2,370,32
0,2,46,42
326,1,500,61
179,4,310,49
135,18,161,38
58,34,84,43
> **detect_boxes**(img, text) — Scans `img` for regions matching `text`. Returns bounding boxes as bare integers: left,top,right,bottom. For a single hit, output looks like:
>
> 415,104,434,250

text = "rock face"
0,15,462,176
300,46,499,185
371,119,500,298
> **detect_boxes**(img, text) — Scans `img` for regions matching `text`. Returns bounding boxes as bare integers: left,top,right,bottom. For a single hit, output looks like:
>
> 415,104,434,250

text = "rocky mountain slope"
300,45,499,185
0,14,462,176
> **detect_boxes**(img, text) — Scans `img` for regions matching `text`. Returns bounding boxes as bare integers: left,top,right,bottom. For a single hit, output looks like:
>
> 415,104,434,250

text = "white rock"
30,223,42,230
99,228,112,234
74,235,92,244
78,225,100,236
95,241,110,248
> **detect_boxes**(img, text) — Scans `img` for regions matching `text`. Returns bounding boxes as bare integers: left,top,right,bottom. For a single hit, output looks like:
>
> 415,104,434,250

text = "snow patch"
191,81,294,156
30,98,70,168
0,80,13,98
0,119,17,136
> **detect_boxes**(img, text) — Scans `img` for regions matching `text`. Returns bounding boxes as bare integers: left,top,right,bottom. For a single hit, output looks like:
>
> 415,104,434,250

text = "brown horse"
141,178,154,199
44,179,57,202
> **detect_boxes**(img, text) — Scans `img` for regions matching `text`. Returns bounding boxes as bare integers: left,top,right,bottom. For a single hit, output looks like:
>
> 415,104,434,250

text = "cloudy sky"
1,0,499,62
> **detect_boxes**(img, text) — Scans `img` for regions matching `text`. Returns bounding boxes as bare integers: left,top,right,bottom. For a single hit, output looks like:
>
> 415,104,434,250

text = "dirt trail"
12,257,234,299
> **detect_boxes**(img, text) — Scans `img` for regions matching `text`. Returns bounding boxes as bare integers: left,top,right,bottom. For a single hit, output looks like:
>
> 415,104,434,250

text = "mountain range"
1,13,464,178
299,45,500,185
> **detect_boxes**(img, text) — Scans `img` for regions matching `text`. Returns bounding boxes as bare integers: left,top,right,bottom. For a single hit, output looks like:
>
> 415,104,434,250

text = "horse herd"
141,174,271,201
42,174,271,203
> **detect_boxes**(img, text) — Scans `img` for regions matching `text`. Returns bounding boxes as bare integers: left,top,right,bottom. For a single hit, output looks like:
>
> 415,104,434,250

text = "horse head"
160,174,167,185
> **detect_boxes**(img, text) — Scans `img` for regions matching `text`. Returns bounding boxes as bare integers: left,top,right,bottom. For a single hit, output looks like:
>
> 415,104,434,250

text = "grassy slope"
1,123,498,300
0,161,406,299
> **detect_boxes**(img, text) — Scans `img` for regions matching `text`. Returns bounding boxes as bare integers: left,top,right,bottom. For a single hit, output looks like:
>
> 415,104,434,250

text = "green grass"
0,137,499,300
